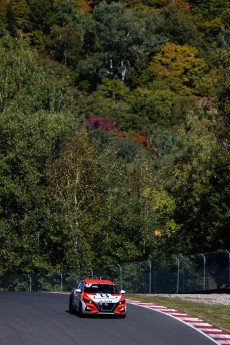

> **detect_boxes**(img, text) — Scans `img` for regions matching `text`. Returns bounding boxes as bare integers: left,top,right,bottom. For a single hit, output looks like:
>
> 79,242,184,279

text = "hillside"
0,0,229,276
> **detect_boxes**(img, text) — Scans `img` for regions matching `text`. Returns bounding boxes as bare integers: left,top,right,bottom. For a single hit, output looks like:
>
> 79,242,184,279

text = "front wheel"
69,297,74,314
77,302,84,317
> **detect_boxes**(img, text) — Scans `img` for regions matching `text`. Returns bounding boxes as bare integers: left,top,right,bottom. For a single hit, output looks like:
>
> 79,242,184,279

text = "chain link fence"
1,250,229,294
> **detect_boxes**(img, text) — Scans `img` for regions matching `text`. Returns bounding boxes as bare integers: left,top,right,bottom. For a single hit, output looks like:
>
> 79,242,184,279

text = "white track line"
126,299,230,345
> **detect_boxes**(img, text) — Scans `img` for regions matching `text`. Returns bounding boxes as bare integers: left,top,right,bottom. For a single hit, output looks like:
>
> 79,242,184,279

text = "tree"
158,110,228,252
160,4,202,47
187,0,229,44
220,9,230,51
207,48,230,120
27,0,56,33
77,2,165,88
74,0,92,13
129,85,179,129
187,0,229,19
0,34,78,275
11,0,30,33
47,24,83,67
45,133,105,269
55,0,86,28
0,34,71,113
85,77,136,130
149,43,206,95
0,0,10,36
6,2,18,37
0,108,77,275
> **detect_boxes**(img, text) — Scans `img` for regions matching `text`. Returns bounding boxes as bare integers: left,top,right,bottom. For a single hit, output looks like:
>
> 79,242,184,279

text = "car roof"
83,279,115,285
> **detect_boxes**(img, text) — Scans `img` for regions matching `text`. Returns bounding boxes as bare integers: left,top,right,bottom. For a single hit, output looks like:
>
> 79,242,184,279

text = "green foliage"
0,108,77,274
45,132,105,268
11,0,30,33
160,4,202,47
187,0,229,19
186,0,229,44
158,110,228,252
77,2,165,87
220,21,230,51
0,34,71,113
27,0,56,34
47,24,83,67
130,85,178,128
0,1,229,276
208,48,230,119
92,138,153,263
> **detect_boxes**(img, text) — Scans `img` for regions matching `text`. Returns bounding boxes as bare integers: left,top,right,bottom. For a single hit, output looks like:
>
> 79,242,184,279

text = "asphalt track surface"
0,292,216,345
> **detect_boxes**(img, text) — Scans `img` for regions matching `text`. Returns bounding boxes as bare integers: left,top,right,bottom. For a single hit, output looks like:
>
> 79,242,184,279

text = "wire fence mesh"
1,250,229,294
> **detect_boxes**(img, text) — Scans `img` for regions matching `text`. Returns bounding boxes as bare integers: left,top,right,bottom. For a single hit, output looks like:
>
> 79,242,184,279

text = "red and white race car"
69,279,126,317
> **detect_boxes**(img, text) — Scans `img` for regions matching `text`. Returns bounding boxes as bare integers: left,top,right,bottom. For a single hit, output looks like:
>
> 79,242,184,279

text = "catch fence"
1,250,229,294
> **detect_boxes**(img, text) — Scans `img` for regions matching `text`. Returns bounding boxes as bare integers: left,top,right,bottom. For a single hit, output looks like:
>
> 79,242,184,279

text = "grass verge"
126,294,230,334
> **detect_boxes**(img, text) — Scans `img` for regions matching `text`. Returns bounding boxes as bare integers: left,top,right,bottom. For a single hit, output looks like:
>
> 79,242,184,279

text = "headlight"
119,299,125,305
83,297,93,304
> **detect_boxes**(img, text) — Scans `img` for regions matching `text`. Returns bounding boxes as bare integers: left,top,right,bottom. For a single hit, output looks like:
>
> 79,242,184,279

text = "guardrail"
0,250,229,294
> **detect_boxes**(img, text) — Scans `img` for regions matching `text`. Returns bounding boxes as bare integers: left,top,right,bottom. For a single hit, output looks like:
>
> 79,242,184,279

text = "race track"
0,292,216,345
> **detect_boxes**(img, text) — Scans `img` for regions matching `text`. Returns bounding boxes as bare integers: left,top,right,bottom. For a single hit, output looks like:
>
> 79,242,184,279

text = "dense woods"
0,0,229,276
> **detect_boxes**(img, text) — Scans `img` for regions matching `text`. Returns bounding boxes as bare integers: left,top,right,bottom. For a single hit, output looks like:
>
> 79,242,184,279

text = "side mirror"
75,288,81,293
120,290,126,294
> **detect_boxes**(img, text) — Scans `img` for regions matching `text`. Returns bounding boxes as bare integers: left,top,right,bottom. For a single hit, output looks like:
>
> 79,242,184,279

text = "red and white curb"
126,299,230,345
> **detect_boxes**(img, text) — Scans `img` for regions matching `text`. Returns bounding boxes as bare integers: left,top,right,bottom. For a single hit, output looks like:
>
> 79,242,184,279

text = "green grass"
126,294,230,334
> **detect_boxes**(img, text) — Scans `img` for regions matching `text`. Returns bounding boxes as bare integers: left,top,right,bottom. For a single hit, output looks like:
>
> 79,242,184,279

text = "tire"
78,302,84,317
69,297,74,314
118,314,126,318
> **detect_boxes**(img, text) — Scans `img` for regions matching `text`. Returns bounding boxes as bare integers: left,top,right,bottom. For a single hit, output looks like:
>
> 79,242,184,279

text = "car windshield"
84,283,119,294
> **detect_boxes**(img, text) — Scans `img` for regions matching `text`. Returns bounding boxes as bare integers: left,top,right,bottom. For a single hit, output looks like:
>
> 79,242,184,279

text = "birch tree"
77,1,165,87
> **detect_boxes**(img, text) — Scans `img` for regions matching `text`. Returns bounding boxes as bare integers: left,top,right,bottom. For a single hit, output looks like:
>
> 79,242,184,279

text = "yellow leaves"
202,16,222,39
173,164,181,178
163,219,180,237
152,43,199,66
142,187,151,198
0,0,9,13
154,220,180,238
143,187,176,222
142,187,180,239
151,189,176,220
74,0,92,13
149,43,206,95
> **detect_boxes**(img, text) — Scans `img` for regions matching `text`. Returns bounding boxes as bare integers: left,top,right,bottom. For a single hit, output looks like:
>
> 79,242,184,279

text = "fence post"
59,271,63,292
89,268,94,278
148,261,152,294
175,257,180,294
27,275,32,292
226,250,230,288
200,253,206,291
117,264,123,290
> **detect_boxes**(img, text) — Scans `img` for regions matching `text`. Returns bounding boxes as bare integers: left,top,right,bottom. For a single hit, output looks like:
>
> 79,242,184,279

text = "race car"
69,279,126,317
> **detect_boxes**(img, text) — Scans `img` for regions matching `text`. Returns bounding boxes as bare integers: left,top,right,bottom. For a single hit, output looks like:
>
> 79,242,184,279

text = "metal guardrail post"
27,275,32,292
89,268,94,278
148,260,152,294
226,250,230,288
200,253,206,291
59,271,63,292
175,257,180,294
117,264,123,290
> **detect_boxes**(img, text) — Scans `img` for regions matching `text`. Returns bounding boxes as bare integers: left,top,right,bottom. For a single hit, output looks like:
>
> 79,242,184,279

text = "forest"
0,0,229,276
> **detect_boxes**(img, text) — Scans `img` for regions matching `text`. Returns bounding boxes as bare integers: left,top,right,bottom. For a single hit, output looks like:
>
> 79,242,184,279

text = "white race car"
69,279,126,317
